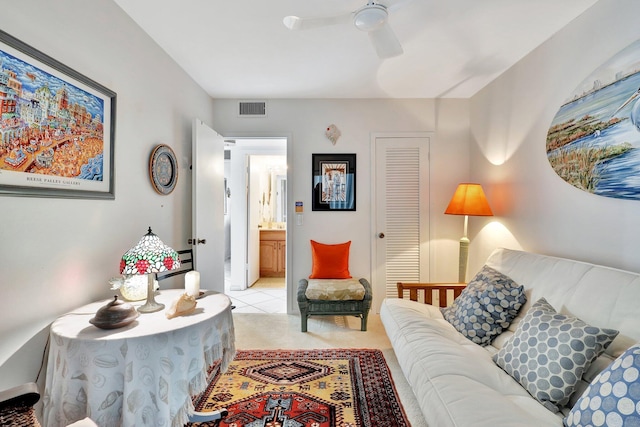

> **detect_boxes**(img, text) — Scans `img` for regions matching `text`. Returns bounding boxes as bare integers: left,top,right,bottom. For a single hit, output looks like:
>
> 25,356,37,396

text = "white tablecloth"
43,290,235,427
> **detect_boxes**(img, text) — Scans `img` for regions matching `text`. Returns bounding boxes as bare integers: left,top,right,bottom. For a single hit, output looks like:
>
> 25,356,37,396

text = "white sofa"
381,248,640,427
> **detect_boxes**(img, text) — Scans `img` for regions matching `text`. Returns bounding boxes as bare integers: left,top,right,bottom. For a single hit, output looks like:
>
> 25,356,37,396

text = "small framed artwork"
0,30,116,199
312,153,356,211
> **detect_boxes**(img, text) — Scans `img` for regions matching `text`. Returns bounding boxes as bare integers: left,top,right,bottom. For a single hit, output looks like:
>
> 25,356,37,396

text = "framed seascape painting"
312,153,356,211
546,39,640,200
0,30,116,199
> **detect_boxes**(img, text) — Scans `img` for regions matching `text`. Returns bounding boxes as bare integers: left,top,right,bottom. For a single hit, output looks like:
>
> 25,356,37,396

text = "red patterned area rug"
188,348,411,427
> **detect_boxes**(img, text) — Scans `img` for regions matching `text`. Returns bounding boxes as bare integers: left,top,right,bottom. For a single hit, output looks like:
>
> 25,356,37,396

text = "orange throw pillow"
309,240,352,279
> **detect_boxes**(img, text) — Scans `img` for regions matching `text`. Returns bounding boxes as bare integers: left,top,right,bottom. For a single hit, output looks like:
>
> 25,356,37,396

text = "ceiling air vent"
238,101,267,117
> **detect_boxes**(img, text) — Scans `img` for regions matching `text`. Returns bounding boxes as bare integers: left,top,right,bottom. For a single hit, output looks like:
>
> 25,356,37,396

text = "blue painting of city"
0,47,105,182
547,39,640,200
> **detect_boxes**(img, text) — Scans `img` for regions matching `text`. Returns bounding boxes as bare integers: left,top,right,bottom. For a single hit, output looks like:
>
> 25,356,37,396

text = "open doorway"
224,138,287,313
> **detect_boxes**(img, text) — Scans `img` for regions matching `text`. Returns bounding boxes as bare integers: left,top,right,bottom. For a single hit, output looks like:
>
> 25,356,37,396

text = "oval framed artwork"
149,144,178,195
547,40,640,200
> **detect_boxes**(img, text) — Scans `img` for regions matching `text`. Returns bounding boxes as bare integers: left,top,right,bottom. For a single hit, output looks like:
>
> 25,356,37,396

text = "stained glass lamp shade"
120,227,181,313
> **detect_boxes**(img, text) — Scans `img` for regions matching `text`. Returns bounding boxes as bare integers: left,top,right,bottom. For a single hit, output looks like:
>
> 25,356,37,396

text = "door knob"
378,233,385,239
188,238,207,245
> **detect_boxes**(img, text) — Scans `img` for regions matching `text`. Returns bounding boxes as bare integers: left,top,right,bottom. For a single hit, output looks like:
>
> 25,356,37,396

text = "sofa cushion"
305,278,365,301
309,240,352,279
493,298,619,411
565,342,640,427
441,265,526,346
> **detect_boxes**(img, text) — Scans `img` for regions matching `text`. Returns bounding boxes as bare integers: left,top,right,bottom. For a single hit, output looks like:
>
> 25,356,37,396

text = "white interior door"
372,135,430,312
192,119,225,293
247,155,261,286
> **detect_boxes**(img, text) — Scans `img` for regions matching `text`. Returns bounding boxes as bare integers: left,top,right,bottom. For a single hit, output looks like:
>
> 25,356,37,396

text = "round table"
43,289,235,427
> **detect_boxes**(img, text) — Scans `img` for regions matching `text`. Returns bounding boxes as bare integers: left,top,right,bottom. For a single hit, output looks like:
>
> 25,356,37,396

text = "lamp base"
137,274,165,313
458,237,469,283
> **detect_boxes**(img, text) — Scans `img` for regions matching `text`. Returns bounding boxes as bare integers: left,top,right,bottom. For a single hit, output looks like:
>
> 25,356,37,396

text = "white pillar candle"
185,271,200,297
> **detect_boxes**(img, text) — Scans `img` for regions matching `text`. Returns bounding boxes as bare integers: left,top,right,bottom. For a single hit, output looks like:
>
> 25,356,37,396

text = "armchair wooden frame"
397,282,467,307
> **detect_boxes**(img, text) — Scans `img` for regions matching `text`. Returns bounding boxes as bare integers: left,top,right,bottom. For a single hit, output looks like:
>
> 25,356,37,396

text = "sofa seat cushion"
305,278,365,301
381,298,564,427
493,298,619,411
442,265,526,346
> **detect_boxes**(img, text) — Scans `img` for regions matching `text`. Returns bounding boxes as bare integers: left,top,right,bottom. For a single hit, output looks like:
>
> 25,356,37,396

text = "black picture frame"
312,153,356,211
0,29,116,199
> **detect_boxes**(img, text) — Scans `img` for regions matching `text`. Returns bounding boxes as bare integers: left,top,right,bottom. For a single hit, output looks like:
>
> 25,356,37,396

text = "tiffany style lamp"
120,227,181,313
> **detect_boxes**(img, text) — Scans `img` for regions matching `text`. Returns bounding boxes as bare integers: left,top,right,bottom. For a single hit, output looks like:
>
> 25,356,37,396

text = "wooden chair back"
396,282,467,307
156,249,194,281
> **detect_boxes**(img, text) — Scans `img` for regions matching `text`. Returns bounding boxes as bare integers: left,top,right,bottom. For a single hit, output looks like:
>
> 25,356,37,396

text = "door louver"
384,147,421,299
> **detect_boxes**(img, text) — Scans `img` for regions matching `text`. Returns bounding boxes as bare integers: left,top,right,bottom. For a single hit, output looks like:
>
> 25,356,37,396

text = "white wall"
0,0,215,390
469,0,640,274
212,99,471,312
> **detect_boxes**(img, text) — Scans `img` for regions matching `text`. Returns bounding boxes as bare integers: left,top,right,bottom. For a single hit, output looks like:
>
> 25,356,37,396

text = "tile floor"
224,260,287,313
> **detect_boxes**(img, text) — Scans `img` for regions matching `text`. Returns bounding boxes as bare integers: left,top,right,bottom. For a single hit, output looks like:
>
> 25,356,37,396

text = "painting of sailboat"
547,39,640,200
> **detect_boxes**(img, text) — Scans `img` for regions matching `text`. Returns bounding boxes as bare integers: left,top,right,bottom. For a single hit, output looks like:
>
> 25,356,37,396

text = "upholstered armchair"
297,240,372,332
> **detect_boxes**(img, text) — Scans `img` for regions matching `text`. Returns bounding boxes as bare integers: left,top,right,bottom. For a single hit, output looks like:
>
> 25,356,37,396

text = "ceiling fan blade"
283,13,351,31
368,22,403,58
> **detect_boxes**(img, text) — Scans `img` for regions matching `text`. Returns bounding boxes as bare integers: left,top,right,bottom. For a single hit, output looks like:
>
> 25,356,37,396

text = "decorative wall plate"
149,144,178,195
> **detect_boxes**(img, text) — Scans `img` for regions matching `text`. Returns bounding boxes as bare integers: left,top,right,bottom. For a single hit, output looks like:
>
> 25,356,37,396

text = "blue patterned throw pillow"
565,343,640,427
441,265,526,346
493,298,619,411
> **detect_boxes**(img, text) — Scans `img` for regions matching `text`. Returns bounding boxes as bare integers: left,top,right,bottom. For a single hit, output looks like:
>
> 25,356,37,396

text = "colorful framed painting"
0,30,116,199
312,153,356,211
546,39,640,200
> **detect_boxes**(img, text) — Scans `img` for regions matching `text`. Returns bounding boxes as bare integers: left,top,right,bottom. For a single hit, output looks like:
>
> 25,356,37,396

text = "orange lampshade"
444,183,493,216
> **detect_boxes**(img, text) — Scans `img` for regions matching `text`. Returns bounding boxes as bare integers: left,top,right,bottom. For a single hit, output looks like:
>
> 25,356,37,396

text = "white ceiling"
114,0,599,99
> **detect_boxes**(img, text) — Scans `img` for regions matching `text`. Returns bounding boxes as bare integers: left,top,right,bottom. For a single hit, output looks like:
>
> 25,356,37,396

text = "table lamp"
444,183,493,282
120,227,181,313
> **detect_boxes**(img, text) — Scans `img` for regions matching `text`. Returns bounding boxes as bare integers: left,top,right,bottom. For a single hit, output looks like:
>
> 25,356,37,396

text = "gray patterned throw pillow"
441,265,526,346
493,298,619,411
